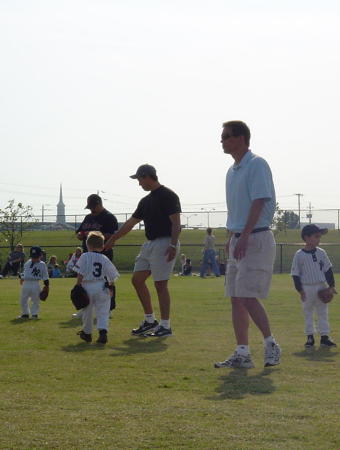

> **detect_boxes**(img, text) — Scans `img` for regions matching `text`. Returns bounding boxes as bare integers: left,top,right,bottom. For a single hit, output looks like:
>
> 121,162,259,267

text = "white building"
56,184,65,224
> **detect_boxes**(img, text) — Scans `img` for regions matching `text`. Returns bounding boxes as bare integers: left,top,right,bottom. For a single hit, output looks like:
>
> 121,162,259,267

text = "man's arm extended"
233,198,266,260
165,213,181,262
104,217,141,250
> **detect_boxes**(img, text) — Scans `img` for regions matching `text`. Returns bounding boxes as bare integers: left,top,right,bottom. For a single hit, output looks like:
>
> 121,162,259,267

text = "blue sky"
1,0,340,222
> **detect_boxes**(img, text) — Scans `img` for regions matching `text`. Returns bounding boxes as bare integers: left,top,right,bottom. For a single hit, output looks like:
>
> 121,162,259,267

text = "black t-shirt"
132,185,181,240
77,209,118,259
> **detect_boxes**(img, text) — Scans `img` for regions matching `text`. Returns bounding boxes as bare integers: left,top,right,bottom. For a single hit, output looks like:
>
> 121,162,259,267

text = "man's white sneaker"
264,342,281,367
214,352,254,369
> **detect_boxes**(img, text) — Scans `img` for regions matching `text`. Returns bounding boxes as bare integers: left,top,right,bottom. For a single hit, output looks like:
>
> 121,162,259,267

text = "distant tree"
273,203,300,232
0,200,35,250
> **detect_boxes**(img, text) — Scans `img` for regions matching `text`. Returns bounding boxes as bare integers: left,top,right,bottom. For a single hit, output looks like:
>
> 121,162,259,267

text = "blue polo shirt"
226,150,276,232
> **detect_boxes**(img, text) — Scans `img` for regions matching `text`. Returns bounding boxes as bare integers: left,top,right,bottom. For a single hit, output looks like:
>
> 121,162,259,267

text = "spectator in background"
200,228,220,278
65,247,83,276
180,253,186,274
1,244,25,278
47,255,62,278
181,258,192,276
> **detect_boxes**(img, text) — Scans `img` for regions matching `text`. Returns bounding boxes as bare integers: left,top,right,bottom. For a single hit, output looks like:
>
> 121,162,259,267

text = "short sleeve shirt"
77,209,118,257
291,247,332,284
22,260,49,281
132,185,181,240
74,252,119,282
226,151,276,232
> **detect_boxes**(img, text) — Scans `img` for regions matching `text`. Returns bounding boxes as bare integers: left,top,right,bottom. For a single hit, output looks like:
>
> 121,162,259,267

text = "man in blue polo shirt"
214,120,281,369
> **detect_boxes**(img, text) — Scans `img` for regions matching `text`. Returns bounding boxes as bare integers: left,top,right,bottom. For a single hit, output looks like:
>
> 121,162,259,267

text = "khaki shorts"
225,230,276,299
134,237,179,282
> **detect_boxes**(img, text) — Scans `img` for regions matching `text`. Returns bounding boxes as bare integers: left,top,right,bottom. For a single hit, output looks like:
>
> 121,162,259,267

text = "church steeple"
56,184,66,224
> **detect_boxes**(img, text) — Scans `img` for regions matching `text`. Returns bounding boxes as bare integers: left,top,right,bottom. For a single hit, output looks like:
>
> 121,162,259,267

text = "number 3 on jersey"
93,262,102,277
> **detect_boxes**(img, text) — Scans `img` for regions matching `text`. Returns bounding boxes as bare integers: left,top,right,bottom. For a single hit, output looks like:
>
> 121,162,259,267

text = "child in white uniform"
74,231,119,344
291,224,336,348
18,246,49,319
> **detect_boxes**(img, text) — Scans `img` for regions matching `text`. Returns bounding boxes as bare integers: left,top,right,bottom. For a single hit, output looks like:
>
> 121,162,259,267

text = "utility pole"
294,193,303,229
306,202,313,224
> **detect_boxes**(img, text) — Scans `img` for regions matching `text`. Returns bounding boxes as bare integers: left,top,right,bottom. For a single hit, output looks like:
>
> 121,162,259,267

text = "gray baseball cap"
130,164,157,179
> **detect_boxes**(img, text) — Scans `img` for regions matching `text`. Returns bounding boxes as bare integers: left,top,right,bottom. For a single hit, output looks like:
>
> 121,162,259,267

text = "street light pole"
294,193,303,228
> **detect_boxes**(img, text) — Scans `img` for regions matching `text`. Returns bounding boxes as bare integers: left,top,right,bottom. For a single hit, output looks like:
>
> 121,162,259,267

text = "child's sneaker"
305,335,315,348
214,352,254,369
320,336,336,347
31,315,38,320
96,329,108,344
17,314,29,319
77,330,92,343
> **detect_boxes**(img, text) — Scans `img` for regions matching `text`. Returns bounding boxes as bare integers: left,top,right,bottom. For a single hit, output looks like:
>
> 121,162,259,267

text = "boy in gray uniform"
291,224,336,348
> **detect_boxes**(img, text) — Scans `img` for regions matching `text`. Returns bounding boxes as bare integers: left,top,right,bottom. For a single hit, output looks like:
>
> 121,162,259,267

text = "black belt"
234,227,269,238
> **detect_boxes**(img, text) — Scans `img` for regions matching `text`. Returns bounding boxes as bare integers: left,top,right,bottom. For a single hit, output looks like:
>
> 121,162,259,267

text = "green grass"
1,275,340,449
2,229,340,273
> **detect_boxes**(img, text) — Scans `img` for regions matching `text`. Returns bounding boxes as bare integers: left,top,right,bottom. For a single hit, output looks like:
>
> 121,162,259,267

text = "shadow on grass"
9,318,34,325
61,342,107,352
208,368,276,400
58,318,82,328
110,338,168,356
293,346,339,362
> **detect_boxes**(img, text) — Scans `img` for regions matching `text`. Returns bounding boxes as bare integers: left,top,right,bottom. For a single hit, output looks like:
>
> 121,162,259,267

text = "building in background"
56,184,65,225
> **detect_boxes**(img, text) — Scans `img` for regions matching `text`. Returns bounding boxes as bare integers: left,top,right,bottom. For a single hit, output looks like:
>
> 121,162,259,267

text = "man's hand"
300,291,306,302
104,236,116,251
165,246,177,262
77,231,88,241
233,235,249,260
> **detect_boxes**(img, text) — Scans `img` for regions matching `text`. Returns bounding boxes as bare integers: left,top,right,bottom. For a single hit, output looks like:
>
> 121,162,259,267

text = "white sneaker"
264,342,281,367
214,352,254,369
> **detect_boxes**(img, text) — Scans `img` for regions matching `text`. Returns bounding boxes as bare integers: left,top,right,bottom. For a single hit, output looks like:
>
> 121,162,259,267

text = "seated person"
1,244,25,277
47,255,62,278
181,258,192,276
65,247,83,276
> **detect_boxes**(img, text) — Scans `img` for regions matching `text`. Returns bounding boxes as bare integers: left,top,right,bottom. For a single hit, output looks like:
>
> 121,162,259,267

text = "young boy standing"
74,231,119,344
18,246,49,319
291,224,337,348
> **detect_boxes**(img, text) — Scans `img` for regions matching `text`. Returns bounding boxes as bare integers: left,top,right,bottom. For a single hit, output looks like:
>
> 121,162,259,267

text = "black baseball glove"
39,285,49,301
70,284,90,310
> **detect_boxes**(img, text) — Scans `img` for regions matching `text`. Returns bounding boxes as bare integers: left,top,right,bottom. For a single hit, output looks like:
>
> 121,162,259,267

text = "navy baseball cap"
130,164,157,179
30,246,42,258
301,224,328,239
85,194,102,209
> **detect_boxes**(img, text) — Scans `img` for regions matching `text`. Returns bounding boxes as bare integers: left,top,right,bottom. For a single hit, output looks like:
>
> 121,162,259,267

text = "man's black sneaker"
17,314,29,319
77,330,92,343
97,329,108,344
131,320,159,336
320,336,337,347
144,325,172,337
305,335,315,348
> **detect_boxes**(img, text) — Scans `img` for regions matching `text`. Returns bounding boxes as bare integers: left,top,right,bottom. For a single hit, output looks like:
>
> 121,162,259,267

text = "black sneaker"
131,320,159,336
305,335,314,348
145,325,172,337
77,330,92,343
96,329,108,344
320,336,337,347
31,315,38,320
17,314,29,319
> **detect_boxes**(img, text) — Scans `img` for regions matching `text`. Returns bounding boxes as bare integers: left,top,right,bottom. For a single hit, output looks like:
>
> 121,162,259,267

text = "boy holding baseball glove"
291,224,336,348
18,246,49,319
73,231,119,344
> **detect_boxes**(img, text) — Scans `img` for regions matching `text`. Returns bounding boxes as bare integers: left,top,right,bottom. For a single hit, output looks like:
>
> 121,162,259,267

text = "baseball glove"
70,284,90,310
39,286,49,301
318,288,335,303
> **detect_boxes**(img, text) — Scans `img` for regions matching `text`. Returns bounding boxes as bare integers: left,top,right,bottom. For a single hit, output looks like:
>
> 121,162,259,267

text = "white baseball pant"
82,281,111,334
20,281,41,316
301,283,330,336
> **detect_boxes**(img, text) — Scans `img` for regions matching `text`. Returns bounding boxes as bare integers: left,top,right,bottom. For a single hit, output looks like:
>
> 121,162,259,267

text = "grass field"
1,274,340,449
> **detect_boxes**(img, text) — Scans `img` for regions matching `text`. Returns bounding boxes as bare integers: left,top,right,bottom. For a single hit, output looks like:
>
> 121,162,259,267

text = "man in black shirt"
77,194,119,311
105,164,181,337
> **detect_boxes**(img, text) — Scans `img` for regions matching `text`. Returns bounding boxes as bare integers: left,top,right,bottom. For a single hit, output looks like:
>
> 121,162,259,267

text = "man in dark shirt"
77,194,119,311
77,194,118,261
105,164,181,337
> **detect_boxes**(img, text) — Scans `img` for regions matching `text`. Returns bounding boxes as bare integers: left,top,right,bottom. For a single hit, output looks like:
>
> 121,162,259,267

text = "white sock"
160,319,170,329
236,345,249,356
145,314,155,323
264,335,275,346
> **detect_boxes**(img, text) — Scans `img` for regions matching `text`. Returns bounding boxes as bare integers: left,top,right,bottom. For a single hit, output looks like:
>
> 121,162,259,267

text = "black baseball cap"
30,246,42,258
130,164,157,179
301,224,328,239
85,194,102,209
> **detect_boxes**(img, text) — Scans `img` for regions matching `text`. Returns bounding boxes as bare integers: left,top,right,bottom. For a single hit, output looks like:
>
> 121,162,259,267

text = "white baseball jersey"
291,247,332,285
22,259,49,281
74,252,119,282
